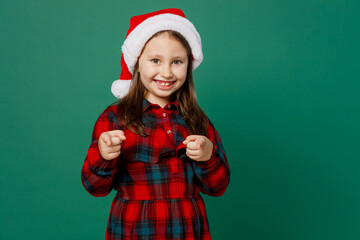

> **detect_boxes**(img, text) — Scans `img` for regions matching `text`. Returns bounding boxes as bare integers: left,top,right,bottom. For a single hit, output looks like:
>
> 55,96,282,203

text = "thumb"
183,135,198,145
101,133,111,146
195,138,206,149
195,139,201,149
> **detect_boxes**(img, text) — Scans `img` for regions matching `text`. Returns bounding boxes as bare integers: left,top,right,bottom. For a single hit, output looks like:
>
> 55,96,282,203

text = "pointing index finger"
116,131,126,141
108,130,126,140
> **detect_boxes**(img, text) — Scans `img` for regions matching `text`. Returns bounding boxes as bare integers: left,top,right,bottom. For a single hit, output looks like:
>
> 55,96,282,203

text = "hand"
98,130,126,161
182,135,213,162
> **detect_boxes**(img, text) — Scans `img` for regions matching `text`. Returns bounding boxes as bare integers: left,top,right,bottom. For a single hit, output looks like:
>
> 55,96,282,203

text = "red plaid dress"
81,98,230,239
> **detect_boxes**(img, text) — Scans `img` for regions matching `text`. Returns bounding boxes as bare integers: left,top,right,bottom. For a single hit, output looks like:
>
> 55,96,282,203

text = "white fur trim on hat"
111,79,132,99
121,13,203,75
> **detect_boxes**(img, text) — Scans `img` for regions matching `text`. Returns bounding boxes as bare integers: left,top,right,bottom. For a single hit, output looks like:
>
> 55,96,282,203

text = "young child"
81,8,230,240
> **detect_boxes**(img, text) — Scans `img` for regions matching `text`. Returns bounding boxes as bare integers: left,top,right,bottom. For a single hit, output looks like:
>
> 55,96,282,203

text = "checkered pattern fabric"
81,98,230,239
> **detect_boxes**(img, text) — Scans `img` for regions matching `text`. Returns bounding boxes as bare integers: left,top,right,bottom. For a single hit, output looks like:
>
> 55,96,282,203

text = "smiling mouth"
154,80,176,86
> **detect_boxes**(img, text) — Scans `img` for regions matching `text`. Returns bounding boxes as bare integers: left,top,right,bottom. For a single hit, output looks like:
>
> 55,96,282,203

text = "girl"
81,8,230,240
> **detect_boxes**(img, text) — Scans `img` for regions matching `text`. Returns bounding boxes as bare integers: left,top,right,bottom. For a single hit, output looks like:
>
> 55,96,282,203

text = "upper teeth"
158,81,172,86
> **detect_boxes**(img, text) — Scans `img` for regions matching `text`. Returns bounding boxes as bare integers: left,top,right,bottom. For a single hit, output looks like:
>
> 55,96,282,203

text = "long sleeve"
81,106,120,197
192,120,230,197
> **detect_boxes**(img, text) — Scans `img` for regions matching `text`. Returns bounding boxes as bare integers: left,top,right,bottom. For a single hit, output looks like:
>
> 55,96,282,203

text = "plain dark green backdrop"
1,0,359,239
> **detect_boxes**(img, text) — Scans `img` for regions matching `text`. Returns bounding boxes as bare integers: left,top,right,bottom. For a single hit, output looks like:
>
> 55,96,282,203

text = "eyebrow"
149,54,186,60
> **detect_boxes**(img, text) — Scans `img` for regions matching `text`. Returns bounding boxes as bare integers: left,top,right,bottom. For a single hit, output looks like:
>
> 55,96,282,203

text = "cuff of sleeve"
195,140,218,169
97,155,117,169
88,141,118,170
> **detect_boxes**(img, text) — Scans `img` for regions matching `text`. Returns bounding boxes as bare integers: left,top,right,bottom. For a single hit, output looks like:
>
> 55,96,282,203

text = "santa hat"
111,8,203,99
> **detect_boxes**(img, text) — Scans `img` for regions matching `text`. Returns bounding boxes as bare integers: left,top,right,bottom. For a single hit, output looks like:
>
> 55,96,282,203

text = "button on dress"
81,98,230,240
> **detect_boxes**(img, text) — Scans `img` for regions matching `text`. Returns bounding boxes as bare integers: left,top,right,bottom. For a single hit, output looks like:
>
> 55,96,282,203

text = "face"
138,32,189,107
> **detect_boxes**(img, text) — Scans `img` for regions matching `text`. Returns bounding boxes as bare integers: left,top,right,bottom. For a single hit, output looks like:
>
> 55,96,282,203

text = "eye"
151,59,160,64
173,60,182,64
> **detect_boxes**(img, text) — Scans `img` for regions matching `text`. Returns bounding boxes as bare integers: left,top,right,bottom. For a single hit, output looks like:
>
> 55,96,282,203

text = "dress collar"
142,98,178,112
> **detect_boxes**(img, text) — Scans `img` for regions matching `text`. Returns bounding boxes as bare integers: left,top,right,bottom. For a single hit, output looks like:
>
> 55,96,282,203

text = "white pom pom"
111,79,132,99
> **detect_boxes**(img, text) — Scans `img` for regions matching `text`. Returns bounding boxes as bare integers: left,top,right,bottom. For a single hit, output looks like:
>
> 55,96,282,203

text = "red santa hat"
111,8,203,98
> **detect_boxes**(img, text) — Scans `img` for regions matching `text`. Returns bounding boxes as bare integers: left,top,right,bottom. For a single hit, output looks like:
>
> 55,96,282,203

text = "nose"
160,64,173,79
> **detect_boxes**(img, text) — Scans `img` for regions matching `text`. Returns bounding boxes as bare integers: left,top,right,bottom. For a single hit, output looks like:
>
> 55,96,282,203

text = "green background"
1,0,359,239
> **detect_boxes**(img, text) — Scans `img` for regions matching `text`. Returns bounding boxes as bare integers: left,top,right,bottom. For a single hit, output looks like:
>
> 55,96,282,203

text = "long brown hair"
110,30,209,137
